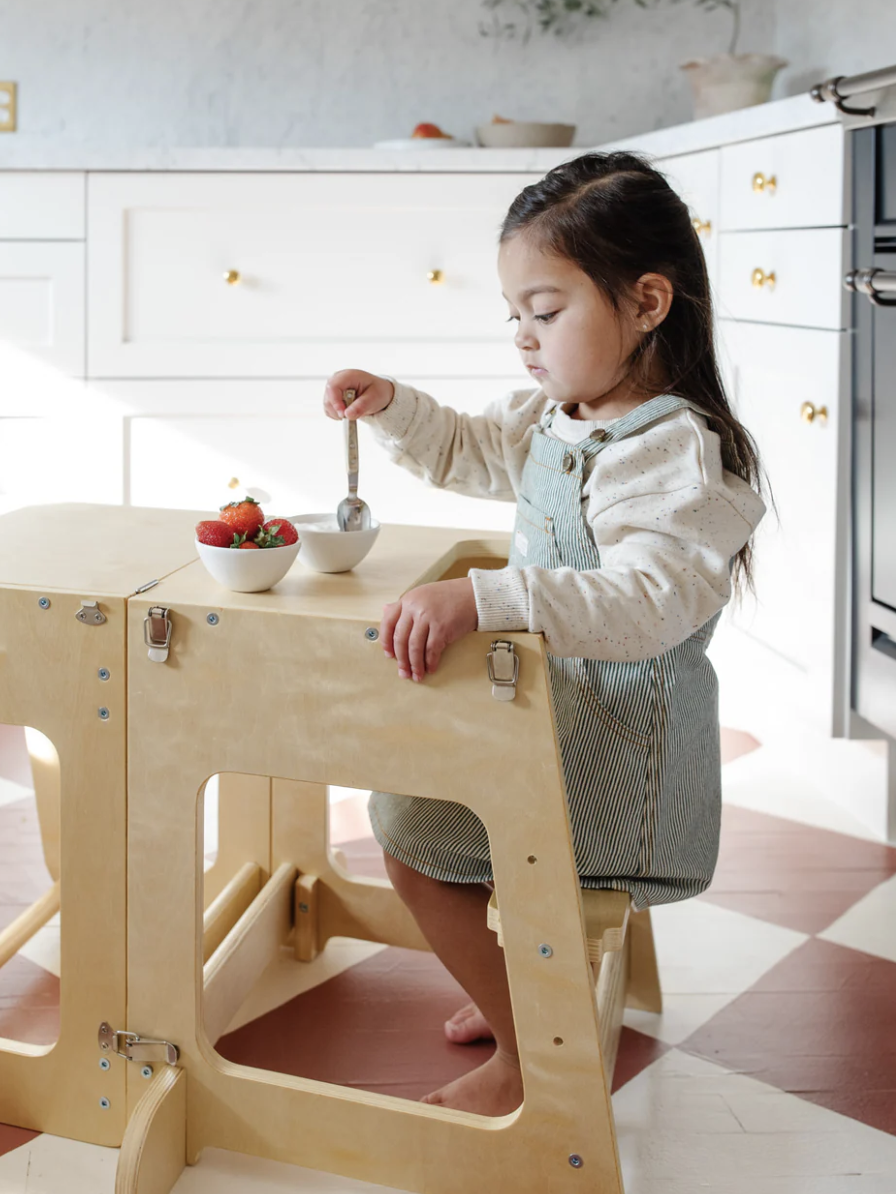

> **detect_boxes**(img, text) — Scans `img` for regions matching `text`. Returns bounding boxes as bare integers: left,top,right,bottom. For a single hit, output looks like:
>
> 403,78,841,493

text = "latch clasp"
486,640,519,702
144,606,172,663
76,600,106,626
98,1021,179,1065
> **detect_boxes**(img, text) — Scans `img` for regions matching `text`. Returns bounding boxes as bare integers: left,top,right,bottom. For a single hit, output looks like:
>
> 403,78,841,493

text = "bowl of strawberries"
195,497,301,592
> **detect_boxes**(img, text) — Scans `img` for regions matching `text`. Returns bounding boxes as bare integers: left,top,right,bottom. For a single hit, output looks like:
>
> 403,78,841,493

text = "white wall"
0,1,893,151
0,0,774,149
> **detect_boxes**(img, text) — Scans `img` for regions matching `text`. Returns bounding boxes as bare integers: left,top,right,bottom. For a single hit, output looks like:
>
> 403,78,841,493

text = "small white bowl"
290,514,380,573
195,538,301,592
475,121,575,149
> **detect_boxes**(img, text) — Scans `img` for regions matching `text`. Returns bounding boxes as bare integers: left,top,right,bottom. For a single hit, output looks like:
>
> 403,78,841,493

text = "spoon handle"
344,389,359,497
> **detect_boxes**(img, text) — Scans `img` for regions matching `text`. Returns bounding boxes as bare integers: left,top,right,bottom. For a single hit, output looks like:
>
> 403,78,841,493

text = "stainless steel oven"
850,121,896,737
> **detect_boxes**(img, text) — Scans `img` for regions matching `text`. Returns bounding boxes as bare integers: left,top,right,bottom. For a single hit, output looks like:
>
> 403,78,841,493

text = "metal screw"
141,1065,153,1079
538,943,553,958
99,1057,111,1071
38,597,50,609
98,707,110,720
98,668,110,681
364,627,379,641
99,1097,110,1110
298,902,309,913
207,613,219,625
568,1154,583,1169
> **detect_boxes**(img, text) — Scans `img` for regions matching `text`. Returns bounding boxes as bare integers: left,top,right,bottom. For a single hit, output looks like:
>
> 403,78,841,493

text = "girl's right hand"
323,370,395,421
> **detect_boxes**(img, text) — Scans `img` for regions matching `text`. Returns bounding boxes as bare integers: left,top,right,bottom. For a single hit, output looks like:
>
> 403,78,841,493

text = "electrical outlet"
0,83,17,133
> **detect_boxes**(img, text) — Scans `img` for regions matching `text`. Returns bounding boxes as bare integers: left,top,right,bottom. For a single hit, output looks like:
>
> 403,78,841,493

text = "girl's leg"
383,852,523,1116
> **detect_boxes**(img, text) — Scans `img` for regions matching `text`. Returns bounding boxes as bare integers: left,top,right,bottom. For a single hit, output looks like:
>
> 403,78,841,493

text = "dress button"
562,452,575,473
590,429,608,442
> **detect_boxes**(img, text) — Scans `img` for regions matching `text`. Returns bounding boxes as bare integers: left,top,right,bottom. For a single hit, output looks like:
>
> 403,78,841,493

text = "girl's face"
498,232,669,409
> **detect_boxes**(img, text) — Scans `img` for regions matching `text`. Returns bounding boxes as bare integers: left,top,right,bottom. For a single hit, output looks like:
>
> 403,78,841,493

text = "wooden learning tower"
0,505,662,1194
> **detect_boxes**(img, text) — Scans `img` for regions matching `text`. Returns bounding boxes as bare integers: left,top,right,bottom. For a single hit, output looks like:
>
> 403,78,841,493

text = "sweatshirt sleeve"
365,380,546,503
469,414,767,660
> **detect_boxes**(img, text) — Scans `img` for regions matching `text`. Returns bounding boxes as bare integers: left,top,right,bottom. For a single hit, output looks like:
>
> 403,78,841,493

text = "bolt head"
98,707,110,720
38,597,50,609
99,1057,111,1071
538,943,553,958
569,1154,584,1169
98,668,110,681
365,627,379,641
298,902,309,913
141,1065,153,1079
207,612,219,625
99,1097,110,1110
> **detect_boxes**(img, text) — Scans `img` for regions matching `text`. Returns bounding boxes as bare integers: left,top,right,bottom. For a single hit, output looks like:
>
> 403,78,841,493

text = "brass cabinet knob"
427,269,444,285
800,402,828,425
751,267,777,290
692,216,712,237
224,269,241,286
228,477,240,488
752,172,778,195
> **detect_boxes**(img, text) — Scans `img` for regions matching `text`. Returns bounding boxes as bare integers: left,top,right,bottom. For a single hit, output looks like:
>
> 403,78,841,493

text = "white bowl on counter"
195,538,301,592
290,514,380,573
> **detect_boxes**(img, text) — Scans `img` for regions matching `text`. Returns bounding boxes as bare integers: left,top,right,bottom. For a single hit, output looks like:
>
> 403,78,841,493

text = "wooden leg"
625,908,663,1014
115,1068,186,1194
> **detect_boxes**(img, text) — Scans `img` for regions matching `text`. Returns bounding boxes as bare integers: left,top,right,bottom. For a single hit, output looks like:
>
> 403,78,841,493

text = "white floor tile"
17,913,60,978
614,1050,896,1190
0,1134,116,1194
173,1148,405,1192
0,778,31,811
621,899,806,1042
819,873,896,965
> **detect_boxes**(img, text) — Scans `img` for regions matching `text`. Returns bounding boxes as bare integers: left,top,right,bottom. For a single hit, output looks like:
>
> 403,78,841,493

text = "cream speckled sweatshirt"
367,381,766,662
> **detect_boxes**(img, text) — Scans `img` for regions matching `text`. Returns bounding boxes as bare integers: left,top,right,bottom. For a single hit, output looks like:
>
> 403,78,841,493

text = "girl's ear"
633,273,674,329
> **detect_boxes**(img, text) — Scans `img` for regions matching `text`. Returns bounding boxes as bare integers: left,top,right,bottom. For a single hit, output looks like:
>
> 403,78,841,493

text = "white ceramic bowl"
475,121,575,149
195,538,301,592
291,514,380,573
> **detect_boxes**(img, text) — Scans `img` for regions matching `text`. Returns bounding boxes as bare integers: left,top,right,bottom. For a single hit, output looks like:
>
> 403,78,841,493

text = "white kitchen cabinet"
719,123,846,231
716,227,847,328
0,242,86,378
656,149,719,292
0,172,85,239
87,172,539,379
94,377,523,532
717,319,847,734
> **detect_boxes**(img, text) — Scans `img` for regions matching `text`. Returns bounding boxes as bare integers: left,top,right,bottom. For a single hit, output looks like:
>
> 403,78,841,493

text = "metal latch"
144,606,172,663
486,640,519,702
98,1021,179,1065
76,600,106,626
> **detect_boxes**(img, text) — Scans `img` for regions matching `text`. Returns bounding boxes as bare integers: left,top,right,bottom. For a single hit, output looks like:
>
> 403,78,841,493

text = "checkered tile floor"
1,723,895,1193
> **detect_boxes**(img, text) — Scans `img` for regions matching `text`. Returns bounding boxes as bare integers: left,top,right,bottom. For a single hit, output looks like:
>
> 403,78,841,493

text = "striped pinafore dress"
369,394,724,910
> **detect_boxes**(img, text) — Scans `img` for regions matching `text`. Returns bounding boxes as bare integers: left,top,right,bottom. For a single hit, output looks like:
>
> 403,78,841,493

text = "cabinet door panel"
88,172,539,379
717,228,846,329
718,320,846,731
112,378,521,533
0,243,85,377
657,149,719,293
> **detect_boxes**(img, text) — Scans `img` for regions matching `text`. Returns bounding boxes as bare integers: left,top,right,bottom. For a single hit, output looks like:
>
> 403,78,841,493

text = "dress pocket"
512,492,564,568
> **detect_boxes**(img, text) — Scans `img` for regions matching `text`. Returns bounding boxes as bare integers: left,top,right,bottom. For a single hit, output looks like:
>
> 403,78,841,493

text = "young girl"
322,151,766,1118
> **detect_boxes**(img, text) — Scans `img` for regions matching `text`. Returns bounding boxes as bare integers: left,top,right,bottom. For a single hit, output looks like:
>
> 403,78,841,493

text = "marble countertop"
0,93,839,171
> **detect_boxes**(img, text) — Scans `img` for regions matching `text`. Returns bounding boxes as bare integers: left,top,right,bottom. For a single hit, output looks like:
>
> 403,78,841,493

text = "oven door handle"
845,267,896,307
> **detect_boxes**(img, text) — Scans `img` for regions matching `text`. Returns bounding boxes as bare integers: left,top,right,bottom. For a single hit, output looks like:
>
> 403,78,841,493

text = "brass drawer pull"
751,268,777,290
691,216,712,237
800,401,828,426
752,172,778,195
427,269,444,285
223,269,241,286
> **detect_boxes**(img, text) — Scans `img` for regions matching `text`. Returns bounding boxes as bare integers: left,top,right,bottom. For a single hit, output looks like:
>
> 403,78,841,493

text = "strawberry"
196,519,234,548
257,518,299,548
238,540,260,550
219,496,265,539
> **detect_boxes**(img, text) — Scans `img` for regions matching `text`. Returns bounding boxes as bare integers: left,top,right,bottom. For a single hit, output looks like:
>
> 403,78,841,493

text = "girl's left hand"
380,578,479,681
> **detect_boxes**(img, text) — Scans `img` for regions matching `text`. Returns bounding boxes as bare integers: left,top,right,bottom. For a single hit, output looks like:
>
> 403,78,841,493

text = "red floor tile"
682,936,896,1136
699,805,896,935
0,1122,39,1158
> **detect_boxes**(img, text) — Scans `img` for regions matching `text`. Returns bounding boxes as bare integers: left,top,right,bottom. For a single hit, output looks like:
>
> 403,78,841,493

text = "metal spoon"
336,388,372,532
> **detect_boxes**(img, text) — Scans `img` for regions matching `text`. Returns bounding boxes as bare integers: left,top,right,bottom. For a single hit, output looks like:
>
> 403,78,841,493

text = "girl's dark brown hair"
501,150,767,594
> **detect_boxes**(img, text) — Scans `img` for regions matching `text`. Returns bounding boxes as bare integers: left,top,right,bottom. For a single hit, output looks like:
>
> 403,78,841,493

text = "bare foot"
421,1051,523,1117
444,1001,495,1044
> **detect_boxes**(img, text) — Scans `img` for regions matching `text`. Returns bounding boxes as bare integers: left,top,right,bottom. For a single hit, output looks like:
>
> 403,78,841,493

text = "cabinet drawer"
720,124,845,231
0,172,85,239
99,378,521,531
658,149,719,291
87,172,538,379
0,242,85,377
717,228,846,329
